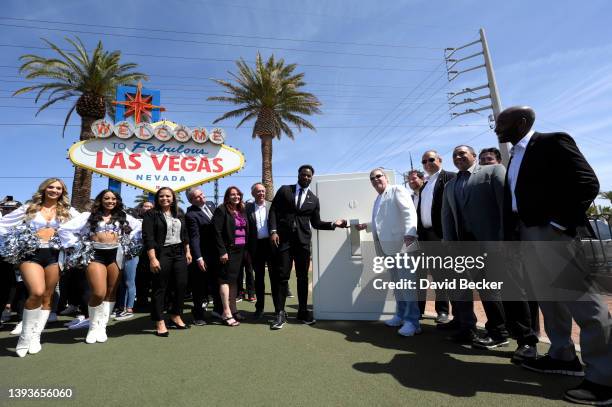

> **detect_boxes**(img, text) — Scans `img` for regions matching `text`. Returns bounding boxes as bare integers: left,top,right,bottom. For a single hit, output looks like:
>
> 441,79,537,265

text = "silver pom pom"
0,224,41,264
121,234,142,260
48,234,62,251
63,237,95,269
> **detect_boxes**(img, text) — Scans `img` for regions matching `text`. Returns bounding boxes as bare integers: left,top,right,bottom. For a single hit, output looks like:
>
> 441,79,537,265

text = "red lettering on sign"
96,151,108,168
168,156,179,171
110,153,127,169
128,154,141,170
95,122,112,136
181,156,196,171
212,158,223,173
151,154,168,170
116,124,130,137
197,158,211,172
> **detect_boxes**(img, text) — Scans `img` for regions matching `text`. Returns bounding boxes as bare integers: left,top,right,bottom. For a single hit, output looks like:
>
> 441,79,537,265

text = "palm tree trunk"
261,135,274,201
71,116,96,210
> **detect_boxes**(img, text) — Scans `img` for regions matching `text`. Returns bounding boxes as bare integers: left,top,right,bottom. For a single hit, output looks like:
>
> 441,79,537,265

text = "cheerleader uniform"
58,212,141,344
0,204,80,357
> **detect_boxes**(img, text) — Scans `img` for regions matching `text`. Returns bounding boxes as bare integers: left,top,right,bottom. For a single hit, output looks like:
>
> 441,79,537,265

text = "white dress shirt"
507,129,534,213
419,169,441,228
294,184,309,209
254,202,269,239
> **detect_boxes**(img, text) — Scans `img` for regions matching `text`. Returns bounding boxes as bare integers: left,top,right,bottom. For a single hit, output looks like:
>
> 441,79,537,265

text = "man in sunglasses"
416,151,456,324
356,168,419,336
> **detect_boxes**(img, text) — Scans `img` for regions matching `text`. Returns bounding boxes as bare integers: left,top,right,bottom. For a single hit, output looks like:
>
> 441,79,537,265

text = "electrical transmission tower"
445,28,510,164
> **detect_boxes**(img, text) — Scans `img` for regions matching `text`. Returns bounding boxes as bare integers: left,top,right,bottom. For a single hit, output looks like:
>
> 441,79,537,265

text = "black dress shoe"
472,335,510,349
435,312,449,323
450,330,478,344
192,319,207,326
522,354,584,377
252,310,264,320
564,379,612,405
167,321,190,329
297,311,316,325
155,331,169,337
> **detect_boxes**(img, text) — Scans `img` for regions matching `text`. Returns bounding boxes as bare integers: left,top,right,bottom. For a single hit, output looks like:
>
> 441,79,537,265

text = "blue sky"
1,0,611,208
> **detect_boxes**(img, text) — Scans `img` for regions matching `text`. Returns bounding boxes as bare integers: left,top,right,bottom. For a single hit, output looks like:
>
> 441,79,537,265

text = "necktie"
296,188,303,209
202,205,212,220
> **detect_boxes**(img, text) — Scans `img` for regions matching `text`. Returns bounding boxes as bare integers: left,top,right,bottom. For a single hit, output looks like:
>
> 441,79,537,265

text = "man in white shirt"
357,168,420,336
406,169,424,208
246,183,273,320
497,106,611,405
416,151,455,323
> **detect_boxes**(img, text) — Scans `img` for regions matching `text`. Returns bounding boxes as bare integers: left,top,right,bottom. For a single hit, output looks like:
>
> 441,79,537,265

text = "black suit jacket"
142,210,189,257
185,202,217,261
212,205,249,257
503,131,599,239
268,184,334,251
417,169,456,238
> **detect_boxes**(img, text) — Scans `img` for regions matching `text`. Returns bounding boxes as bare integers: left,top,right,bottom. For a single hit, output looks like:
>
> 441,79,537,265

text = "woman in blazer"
142,187,192,337
212,186,248,327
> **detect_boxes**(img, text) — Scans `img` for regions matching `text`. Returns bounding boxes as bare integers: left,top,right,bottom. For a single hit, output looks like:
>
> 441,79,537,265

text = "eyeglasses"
370,174,384,181
421,157,436,164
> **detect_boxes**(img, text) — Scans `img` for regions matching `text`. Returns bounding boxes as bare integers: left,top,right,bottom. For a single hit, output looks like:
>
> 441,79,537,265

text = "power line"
0,23,440,61
0,44,439,73
0,95,450,111
329,66,449,171
0,16,444,50
0,66,443,89
0,73,443,94
0,79,450,100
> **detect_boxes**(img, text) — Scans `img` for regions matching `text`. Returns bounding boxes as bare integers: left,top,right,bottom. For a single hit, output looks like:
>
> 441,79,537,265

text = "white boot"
85,304,104,344
29,309,50,354
10,321,23,335
96,301,115,343
16,307,40,357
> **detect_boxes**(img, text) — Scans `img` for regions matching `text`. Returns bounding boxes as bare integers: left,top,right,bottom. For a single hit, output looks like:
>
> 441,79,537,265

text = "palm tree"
14,37,148,210
599,191,612,205
208,53,321,201
134,192,152,206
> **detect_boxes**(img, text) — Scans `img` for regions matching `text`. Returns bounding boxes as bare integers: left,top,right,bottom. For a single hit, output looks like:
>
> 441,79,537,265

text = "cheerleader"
58,189,141,344
0,178,79,357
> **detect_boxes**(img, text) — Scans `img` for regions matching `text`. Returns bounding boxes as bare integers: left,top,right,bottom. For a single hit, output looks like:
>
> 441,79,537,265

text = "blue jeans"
118,258,138,310
395,300,421,327
389,260,420,327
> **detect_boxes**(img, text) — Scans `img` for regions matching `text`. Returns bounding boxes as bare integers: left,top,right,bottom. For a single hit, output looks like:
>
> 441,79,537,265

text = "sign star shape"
113,81,165,124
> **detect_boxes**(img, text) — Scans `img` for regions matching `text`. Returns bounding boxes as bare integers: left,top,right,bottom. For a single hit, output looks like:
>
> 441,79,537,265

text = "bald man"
497,106,611,405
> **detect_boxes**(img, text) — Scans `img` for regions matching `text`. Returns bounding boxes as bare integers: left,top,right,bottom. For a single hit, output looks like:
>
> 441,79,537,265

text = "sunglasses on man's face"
422,157,437,164
370,174,384,181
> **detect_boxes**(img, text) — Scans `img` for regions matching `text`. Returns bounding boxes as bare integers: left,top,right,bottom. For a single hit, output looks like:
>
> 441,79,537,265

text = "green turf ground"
1,281,578,407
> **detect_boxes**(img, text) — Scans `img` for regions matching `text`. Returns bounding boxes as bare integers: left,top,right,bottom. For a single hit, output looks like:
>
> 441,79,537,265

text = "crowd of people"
0,105,610,405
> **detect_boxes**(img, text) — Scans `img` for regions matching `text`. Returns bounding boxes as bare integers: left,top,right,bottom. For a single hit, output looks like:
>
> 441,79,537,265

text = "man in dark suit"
497,106,612,405
184,187,220,325
245,183,273,320
417,150,455,323
268,165,347,330
441,145,510,348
